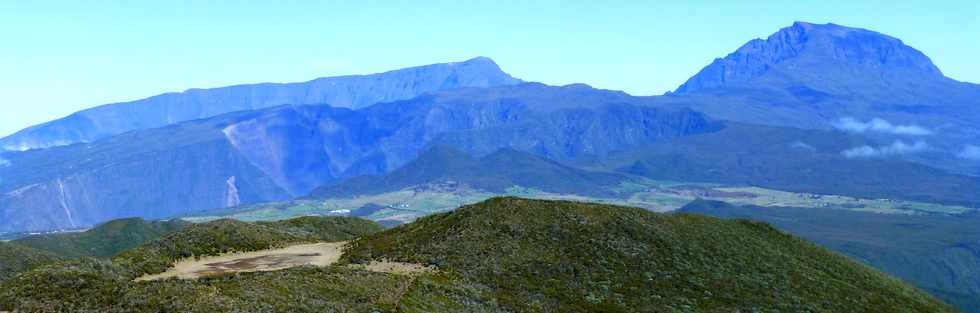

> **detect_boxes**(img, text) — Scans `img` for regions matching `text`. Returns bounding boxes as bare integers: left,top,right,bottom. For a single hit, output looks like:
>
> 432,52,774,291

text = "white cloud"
789,141,816,151
832,117,933,136
958,145,980,160
0,157,9,167
842,140,929,158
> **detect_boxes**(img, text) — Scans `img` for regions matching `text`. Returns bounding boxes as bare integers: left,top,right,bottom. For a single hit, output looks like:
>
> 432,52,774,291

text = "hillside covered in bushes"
0,198,955,312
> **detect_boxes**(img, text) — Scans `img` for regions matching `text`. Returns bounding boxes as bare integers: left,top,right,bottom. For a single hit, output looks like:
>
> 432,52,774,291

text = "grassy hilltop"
0,198,955,312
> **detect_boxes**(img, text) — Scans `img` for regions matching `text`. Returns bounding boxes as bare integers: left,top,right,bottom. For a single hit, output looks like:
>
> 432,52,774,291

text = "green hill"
114,216,383,277
0,241,62,281
679,199,980,313
13,218,188,258
344,197,954,312
0,198,954,312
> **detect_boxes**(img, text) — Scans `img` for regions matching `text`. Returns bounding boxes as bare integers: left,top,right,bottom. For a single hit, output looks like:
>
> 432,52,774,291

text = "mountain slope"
0,84,716,232
12,218,188,258
679,199,980,313
0,242,62,282
594,123,980,207
661,21,980,169
343,197,954,312
0,57,522,151
309,145,630,198
676,22,946,94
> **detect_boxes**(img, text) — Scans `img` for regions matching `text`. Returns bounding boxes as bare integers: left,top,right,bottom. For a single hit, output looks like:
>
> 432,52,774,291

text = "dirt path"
136,241,433,281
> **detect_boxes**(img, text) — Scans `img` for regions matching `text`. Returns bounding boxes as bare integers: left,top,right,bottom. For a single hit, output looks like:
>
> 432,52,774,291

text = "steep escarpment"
676,22,945,94
0,57,521,151
0,84,718,232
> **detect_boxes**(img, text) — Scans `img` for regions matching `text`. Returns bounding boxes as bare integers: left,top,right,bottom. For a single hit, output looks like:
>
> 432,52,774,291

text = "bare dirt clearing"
136,241,432,281
136,242,345,281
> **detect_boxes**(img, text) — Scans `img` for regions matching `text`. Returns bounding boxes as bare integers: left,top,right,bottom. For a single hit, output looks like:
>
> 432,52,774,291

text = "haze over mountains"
1,21,979,233
0,83,715,232
0,57,521,151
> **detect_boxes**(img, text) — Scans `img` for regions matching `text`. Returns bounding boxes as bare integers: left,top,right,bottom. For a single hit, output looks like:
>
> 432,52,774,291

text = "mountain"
679,199,980,313
308,145,630,199
675,22,946,94
592,123,980,207
0,242,62,282
0,83,716,232
0,198,954,312
0,57,522,151
661,22,980,171
12,218,188,258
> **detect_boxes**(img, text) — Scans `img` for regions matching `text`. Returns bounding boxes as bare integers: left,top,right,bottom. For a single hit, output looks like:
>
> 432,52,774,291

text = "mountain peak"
461,56,497,65
675,22,944,94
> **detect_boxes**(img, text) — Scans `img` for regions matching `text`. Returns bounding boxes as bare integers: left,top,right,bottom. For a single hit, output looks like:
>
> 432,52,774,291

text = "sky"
1,0,978,137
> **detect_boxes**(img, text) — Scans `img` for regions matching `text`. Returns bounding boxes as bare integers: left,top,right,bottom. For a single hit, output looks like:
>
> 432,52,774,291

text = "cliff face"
0,84,719,232
675,22,945,94
0,57,522,152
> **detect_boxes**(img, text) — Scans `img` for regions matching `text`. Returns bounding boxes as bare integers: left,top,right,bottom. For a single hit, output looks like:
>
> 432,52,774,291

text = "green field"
185,179,974,227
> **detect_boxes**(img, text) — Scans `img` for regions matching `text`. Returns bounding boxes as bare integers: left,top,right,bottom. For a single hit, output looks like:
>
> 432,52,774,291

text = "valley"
185,179,975,225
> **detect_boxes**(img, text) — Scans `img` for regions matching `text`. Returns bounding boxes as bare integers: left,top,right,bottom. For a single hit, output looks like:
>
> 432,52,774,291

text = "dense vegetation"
0,198,954,312
0,241,62,281
13,218,188,258
310,145,629,199
600,123,980,207
0,260,502,312
0,215,503,312
679,199,980,313
115,216,382,277
344,197,954,312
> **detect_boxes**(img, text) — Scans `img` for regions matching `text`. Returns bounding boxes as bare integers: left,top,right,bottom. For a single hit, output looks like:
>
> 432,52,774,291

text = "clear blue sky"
1,0,978,137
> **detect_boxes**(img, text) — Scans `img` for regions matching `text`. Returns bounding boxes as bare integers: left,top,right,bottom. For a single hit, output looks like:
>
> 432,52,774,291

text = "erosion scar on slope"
135,242,432,281
56,178,77,228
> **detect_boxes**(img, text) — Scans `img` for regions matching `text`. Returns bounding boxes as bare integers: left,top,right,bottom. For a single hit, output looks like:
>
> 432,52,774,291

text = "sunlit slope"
344,197,954,312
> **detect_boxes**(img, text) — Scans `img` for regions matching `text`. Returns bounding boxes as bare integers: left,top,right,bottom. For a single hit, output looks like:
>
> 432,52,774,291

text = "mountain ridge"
0,84,717,232
0,57,522,151
308,145,630,199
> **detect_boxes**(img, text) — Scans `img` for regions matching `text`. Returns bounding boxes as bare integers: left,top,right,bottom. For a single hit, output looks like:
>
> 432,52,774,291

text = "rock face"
675,22,945,94
0,57,522,151
661,22,980,176
665,22,980,125
0,83,719,232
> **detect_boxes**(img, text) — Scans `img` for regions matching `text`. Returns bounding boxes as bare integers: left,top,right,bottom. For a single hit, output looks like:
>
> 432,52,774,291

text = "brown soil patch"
136,242,345,281
135,242,433,281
